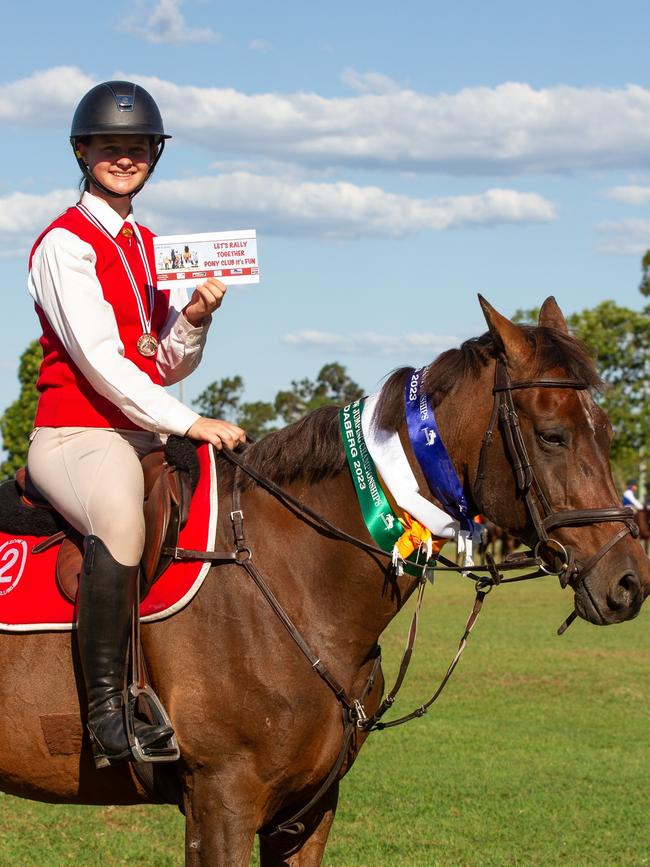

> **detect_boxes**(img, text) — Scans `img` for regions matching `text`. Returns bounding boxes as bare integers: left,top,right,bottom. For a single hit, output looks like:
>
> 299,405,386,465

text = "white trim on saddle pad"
0,445,219,632
141,444,218,623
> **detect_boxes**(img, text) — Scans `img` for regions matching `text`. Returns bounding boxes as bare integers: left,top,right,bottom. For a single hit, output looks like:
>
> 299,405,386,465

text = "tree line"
2,264,650,491
0,357,363,478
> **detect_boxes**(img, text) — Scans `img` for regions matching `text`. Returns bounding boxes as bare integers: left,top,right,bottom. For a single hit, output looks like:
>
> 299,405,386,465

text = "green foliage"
274,362,364,425
0,340,41,479
511,305,539,325
238,401,279,439
193,375,245,421
194,363,363,439
566,302,650,476
640,249,650,297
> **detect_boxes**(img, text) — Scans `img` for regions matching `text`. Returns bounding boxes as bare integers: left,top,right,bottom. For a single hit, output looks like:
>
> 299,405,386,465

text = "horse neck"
297,470,424,655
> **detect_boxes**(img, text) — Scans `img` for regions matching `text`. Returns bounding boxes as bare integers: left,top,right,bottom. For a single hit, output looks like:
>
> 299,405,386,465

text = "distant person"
622,480,644,512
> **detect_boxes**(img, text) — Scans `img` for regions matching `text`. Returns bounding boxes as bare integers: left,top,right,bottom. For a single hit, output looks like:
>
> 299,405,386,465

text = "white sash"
361,392,474,566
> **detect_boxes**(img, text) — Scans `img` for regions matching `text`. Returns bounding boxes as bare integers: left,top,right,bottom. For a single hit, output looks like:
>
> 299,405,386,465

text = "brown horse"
0,296,648,866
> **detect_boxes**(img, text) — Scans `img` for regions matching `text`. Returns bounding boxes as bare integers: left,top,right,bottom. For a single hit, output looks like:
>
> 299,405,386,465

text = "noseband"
474,356,638,587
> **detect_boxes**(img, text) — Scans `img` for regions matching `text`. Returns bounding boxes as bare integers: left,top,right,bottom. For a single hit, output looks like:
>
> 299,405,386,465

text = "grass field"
1,570,650,865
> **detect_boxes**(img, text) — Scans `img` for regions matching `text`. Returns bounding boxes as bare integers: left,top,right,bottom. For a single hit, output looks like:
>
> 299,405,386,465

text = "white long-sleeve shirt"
28,192,208,435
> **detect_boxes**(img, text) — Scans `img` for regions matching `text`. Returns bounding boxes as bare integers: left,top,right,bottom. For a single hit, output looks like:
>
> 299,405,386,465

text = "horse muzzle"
572,561,646,625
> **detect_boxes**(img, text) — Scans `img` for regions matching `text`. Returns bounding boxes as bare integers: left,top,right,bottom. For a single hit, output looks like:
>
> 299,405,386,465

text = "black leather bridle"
474,356,638,588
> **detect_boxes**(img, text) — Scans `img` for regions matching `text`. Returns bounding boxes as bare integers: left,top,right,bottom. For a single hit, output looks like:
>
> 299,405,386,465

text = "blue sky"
2,0,650,419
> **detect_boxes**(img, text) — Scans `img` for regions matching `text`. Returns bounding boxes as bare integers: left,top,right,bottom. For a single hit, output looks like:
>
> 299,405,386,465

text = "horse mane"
220,405,346,491
372,325,602,433
224,324,601,490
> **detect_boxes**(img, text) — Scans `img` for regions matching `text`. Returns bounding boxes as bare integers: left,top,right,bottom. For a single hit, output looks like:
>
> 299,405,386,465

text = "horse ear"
478,294,530,364
538,295,570,334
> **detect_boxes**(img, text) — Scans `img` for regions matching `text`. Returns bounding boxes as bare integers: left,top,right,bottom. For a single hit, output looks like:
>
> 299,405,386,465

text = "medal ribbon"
339,400,432,575
361,393,459,539
76,204,156,340
404,368,473,533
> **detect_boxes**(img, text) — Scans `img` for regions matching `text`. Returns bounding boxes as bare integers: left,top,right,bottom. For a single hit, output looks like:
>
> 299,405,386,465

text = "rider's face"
77,134,154,198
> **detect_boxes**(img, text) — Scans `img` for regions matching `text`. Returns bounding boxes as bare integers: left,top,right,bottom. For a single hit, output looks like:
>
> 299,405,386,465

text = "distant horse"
0,296,647,866
477,519,520,563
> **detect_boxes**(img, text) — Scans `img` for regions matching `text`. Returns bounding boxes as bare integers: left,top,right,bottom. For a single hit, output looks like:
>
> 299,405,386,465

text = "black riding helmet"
70,81,171,199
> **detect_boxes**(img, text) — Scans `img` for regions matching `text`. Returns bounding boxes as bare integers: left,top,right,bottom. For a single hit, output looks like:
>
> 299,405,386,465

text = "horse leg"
258,782,339,867
183,771,259,867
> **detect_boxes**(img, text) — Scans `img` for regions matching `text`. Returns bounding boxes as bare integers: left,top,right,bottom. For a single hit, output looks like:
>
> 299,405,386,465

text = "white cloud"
0,190,76,257
605,184,650,204
0,67,94,125
121,0,219,44
340,68,401,95
282,330,463,357
7,68,650,175
0,248,28,261
137,172,555,237
109,73,650,175
596,218,650,254
0,175,553,256
6,68,650,176
249,38,271,53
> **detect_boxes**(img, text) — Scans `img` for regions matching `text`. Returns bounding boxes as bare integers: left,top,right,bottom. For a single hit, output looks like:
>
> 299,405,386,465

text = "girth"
474,356,637,585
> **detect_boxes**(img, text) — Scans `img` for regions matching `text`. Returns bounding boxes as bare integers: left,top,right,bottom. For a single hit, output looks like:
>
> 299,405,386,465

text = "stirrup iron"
125,682,180,763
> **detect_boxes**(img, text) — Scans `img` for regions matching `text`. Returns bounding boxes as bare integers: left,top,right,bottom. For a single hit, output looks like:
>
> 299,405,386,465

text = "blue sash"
404,367,473,533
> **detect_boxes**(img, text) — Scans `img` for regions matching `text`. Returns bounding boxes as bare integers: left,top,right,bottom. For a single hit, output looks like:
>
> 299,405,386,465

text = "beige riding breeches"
27,427,163,566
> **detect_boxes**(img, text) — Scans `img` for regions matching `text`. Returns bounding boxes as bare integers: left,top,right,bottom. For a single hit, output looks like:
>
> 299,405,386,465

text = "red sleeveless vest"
30,206,170,430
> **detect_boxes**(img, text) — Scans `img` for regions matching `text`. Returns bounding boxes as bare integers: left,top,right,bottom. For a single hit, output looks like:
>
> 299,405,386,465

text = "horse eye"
537,430,566,447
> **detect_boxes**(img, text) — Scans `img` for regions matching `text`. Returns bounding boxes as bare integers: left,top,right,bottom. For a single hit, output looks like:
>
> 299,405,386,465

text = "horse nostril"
607,572,640,611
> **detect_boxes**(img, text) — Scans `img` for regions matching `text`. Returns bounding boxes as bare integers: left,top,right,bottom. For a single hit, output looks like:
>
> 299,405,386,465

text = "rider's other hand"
183,278,227,326
185,417,246,450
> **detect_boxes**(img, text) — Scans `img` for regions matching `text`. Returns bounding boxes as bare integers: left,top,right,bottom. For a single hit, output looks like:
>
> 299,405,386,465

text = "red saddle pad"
0,443,217,632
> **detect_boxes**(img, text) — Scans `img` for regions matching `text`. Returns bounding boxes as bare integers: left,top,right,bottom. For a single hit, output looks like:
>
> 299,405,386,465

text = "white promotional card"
154,230,259,289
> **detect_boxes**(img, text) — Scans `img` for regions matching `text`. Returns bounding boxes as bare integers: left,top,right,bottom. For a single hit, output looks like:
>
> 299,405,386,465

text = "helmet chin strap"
72,139,166,200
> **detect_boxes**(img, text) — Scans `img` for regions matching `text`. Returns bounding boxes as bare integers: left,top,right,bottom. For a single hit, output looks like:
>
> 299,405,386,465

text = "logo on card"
0,539,27,596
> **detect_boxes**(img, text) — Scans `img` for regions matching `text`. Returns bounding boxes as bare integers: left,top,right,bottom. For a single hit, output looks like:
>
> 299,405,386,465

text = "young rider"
26,81,245,767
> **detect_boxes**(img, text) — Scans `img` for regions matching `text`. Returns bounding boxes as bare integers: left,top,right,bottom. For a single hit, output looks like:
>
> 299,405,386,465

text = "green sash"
339,399,426,576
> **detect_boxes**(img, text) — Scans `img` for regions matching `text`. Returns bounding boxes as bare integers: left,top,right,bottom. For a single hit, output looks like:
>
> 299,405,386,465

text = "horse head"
369,295,647,626
459,295,649,625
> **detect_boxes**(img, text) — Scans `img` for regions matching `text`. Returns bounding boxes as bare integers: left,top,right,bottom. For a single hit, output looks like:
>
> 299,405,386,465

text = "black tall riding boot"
77,535,174,767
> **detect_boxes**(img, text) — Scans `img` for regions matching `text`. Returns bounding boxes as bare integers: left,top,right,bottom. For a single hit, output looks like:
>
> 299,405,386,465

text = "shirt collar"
80,191,135,239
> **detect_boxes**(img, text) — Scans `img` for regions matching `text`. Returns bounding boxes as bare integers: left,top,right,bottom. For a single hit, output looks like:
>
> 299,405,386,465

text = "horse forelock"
221,324,601,489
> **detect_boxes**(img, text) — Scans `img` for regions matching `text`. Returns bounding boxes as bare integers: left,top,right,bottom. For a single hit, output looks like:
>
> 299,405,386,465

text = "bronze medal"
136,333,159,357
